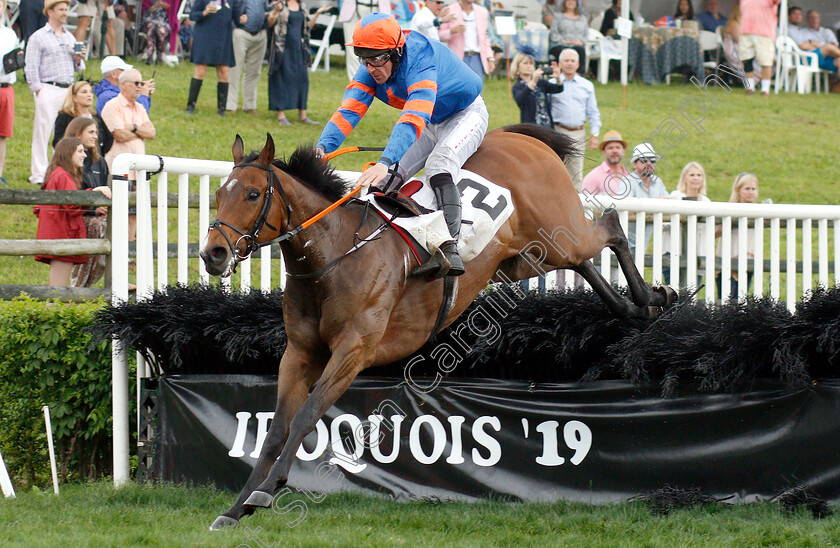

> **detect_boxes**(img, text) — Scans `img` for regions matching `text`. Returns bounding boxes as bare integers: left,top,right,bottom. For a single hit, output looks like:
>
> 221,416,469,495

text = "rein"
208,147,389,276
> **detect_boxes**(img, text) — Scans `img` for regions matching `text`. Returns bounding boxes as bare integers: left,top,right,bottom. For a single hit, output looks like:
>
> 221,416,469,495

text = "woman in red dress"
34,137,111,286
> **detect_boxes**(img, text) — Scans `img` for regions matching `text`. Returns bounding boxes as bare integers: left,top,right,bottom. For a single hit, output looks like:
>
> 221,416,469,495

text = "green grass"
2,56,839,287
1,481,839,547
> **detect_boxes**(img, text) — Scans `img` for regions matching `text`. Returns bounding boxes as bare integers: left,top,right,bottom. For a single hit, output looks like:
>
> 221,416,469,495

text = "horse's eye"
247,190,260,201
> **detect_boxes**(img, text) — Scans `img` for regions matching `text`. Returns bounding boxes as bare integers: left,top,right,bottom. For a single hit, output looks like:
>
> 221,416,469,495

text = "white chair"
310,13,338,72
587,27,621,85
700,29,720,75
774,35,829,94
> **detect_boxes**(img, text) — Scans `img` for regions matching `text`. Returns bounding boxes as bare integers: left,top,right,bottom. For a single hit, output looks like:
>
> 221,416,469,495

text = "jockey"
315,13,488,278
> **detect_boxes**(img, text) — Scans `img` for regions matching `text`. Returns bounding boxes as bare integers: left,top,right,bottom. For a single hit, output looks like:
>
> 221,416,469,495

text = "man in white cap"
24,0,86,185
626,143,668,254
95,56,154,114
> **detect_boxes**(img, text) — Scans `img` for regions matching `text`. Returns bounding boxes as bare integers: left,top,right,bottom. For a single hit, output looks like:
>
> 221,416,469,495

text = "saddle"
367,179,432,218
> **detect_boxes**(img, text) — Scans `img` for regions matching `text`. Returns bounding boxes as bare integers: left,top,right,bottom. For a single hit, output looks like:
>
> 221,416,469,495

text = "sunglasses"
128,81,144,86
637,157,657,164
358,52,391,68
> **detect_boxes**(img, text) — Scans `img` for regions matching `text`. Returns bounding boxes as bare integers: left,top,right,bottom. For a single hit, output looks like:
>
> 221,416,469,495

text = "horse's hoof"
209,515,239,530
244,490,274,508
653,285,678,307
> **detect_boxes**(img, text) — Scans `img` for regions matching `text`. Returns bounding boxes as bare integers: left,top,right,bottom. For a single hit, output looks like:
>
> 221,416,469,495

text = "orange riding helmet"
346,13,407,55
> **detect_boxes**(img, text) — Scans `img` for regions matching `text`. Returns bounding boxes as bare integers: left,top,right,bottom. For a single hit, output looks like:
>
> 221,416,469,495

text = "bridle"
208,161,301,269
207,147,396,277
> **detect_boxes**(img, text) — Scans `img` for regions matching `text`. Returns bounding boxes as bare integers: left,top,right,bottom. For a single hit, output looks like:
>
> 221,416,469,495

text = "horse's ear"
258,133,275,166
232,134,244,164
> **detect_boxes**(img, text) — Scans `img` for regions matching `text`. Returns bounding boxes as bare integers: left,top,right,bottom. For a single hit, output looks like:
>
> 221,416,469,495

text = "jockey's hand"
356,162,389,189
314,147,326,160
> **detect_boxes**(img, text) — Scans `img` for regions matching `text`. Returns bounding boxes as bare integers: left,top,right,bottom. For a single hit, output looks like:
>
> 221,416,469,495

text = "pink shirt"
740,0,779,39
581,161,630,195
101,93,153,178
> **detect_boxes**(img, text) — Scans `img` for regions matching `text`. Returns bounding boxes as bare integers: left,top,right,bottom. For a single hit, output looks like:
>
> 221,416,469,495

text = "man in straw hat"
581,129,629,197
24,0,86,185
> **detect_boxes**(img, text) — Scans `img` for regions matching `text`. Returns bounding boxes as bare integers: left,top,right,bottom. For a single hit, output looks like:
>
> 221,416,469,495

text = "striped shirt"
24,23,85,94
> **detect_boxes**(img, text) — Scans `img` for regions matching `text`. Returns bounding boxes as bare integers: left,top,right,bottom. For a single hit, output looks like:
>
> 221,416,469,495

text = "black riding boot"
217,82,229,117
412,173,465,278
186,77,202,114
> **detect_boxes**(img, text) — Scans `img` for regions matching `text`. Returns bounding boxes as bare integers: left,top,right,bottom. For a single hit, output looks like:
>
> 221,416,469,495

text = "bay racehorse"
200,125,676,529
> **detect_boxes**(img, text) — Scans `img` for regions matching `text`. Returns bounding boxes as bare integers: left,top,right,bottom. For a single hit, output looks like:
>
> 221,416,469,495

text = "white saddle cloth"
359,170,515,262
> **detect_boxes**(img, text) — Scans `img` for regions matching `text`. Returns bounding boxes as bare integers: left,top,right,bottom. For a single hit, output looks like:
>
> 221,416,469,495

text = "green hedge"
0,296,129,489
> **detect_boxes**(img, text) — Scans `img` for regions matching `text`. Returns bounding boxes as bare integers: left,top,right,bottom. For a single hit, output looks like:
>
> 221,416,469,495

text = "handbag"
2,47,24,73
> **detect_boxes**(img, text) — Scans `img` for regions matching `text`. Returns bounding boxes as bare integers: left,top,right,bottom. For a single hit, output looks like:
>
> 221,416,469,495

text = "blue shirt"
232,0,269,33
549,73,601,137
696,11,727,32
317,30,483,167
94,79,152,115
625,171,668,251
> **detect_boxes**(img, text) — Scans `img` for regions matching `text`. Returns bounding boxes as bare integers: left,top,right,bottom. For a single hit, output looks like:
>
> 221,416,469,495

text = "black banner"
153,376,840,503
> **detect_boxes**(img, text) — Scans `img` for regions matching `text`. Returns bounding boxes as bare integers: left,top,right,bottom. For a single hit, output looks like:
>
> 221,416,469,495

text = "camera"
536,63,554,78
73,42,83,54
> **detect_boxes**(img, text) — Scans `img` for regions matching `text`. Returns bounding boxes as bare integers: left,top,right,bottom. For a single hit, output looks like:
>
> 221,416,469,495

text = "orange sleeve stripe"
329,112,354,136
348,81,375,95
398,113,427,138
408,80,438,94
340,98,369,117
403,99,434,116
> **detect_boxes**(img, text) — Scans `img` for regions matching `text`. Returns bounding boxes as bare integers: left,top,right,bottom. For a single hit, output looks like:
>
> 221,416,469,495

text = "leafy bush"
0,296,124,489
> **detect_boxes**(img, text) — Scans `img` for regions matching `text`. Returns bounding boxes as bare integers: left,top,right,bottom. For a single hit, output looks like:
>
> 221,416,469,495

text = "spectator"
75,0,125,57
796,10,840,73
410,0,454,42
18,0,47,45
64,117,111,288
95,56,154,115
102,68,156,241
626,143,668,255
441,0,495,80
227,0,269,114
52,81,113,156
141,0,172,65
338,0,391,81
601,0,634,37
33,137,110,286
739,0,780,95
187,0,235,116
581,130,629,196
542,0,561,28
548,0,587,75
511,48,563,127
674,0,694,22
663,162,711,288
548,48,600,191
267,0,329,125
0,21,18,187
722,1,742,72
102,69,157,170
24,0,86,186
697,0,727,32
786,6,806,43
716,172,758,301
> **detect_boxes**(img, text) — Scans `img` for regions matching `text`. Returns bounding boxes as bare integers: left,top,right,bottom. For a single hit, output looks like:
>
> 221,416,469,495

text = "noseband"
209,162,300,268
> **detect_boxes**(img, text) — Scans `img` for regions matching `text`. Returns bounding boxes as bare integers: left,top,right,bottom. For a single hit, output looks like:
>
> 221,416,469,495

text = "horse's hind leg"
572,260,655,320
210,346,323,530
598,208,677,308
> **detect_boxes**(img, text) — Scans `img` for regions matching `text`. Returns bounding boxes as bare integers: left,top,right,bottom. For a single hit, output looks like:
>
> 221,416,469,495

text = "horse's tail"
497,123,581,163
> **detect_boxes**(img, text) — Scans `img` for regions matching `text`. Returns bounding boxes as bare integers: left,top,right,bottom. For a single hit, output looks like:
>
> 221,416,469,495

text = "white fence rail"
108,153,840,483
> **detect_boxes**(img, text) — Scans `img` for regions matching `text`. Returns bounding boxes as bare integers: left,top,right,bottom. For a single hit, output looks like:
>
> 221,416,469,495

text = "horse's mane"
498,123,580,163
243,146,349,201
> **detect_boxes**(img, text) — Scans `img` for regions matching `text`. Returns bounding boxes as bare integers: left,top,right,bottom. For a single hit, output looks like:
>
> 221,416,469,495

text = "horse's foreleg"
242,342,369,509
571,260,653,320
599,208,677,309
210,346,322,530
